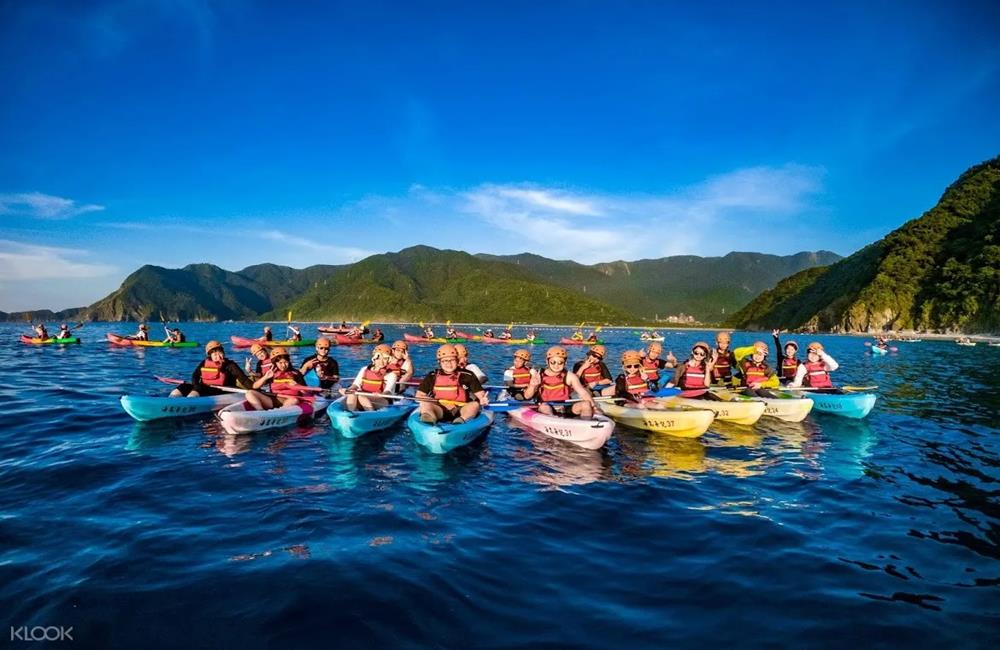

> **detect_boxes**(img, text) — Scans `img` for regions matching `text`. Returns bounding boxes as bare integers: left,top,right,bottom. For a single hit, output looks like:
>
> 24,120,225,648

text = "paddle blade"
651,386,681,397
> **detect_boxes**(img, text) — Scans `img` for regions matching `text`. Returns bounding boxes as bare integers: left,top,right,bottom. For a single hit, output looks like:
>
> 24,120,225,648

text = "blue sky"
1,0,998,311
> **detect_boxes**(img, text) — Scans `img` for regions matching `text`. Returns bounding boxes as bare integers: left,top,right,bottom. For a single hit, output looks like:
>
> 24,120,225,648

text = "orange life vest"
199,359,226,386
741,360,769,387
624,373,648,398
387,357,405,374
714,348,732,379
680,362,707,390
781,357,799,380
539,370,570,402
271,369,305,396
432,371,468,404
360,366,387,393
803,361,833,388
641,357,661,382
510,366,532,388
580,363,605,388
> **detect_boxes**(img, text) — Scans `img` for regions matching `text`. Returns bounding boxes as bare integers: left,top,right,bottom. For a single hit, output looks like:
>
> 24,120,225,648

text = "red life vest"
199,359,226,386
714,348,732,378
271,369,304,396
432,371,468,405
781,357,799,380
539,370,570,402
680,362,707,390
510,366,532,388
257,358,274,376
741,360,769,387
641,357,661,382
360,366,387,393
624,373,648,398
580,363,605,387
387,357,405,374
803,360,833,388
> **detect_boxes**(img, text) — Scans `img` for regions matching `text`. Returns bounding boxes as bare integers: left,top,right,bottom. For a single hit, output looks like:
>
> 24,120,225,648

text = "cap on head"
264,326,271,331
513,348,532,362
589,344,606,359
621,350,643,365
436,344,458,361
807,342,824,353
546,346,568,361
205,340,224,355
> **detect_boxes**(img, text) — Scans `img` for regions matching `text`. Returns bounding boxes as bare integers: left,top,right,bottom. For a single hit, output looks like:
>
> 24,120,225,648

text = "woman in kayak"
245,343,273,380
288,325,302,342
34,323,49,339
57,324,72,339
738,341,777,397
573,344,613,391
415,344,488,425
343,344,399,412
170,341,253,398
164,327,186,344
245,346,311,410
262,326,273,342
453,343,488,383
666,341,715,391
131,323,149,341
387,340,414,389
299,337,340,389
789,342,840,391
503,348,537,401
372,328,385,342
523,346,596,418
601,350,653,407
445,325,459,338
772,329,800,384
423,324,436,339
498,326,513,340
483,328,496,339
586,331,599,343
712,332,738,386
640,342,677,391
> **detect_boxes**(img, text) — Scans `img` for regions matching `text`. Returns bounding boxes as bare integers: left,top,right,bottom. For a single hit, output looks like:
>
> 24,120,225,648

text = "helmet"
205,340,224,355
716,332,731,343
250,343,266,355
753,341,768,355
139,324,148,330
546,346,568,361
785,340,799,352
391,340,407,351
692,341,711,356
648,342,663,353
621,350,643,365
269,346,290,361
264,326,271,332
513,349,532,362
807,342,824,353
453,343,468,357
436,344,458,361
372,344,392,358
589,344,606,359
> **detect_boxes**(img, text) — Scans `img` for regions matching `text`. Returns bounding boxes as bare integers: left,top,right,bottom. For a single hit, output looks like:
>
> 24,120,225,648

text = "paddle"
486,395,619,412
154,375,329,394
781,385,878,392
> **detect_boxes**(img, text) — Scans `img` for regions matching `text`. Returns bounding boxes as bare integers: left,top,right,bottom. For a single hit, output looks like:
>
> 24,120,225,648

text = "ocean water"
2,323,998,648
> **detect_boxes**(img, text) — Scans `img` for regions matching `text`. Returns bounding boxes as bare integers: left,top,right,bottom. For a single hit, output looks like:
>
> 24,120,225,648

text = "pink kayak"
507,406,615,450
333,334,381,345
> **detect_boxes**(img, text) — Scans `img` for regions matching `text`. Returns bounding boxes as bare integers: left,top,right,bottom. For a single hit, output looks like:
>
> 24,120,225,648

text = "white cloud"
258,231,374,262
0,239,117,280
0,192,105,220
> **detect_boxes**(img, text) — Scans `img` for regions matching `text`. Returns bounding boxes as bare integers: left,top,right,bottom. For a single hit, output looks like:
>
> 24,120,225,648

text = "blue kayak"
406,409,494,454
871,346,888,356
120,393,243,421
805,391,877,419
328,398,412,438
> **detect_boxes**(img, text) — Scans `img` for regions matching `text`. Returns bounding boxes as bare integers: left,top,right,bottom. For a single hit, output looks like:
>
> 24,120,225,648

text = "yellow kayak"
654,395,766,425
599,402,715,438
712,389,814,423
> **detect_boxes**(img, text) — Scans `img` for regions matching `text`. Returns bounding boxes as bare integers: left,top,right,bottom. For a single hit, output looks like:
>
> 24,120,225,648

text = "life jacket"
432,371,468,405
510,365,532,388
579,363,605,388
539,370,570,402
199,359,227,386
781,357,799,380
741,360,769,387
270,369,304,396
714,348,732,378
360,366,387,393
803,360,833,388
623,373,648,398
680,362,707,390
387,357,405,374
641,357,661,382
256,358,274,377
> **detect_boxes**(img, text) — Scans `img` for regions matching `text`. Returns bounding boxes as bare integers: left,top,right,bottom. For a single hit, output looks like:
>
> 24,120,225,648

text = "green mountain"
0,308,85,324
267,246,636,323
476,250,842,322
727,156,1000,333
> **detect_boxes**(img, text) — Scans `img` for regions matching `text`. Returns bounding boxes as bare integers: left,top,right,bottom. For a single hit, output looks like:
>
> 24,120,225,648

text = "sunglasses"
692,351,706,357
316,346,330,350
625,364,642,369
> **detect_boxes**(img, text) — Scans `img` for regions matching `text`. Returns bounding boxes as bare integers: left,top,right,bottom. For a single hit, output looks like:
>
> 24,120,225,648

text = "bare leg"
537,403,554,415
345,393,359,411
458,402,481,422
245,390,276,410
572,401,593,418
419,402,444,423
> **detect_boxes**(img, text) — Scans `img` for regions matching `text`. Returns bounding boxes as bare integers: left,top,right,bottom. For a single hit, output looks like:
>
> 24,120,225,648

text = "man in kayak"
523,346,596,418
343,344,399,412
245,343,273,380
586,331,599,343
246,346,312,410
789,342,840,391
164,327,185,344
263,326,273,342
666,342,715,391
573,344,613,391
483,328,496,339
772,329,800,385
169,340,253,398
498,326,513,340
299,337,340,389
712,332,738,386
601,350,654,407
453,343,488,383
415,344,488,425
131,323,149,341
34,323,49,339
640,342,676,391
387,340,414,390
738,341,777,397
445,325,459,338
503,348,537,401
57,323,72,339
288,325,302,342
423,324,436,339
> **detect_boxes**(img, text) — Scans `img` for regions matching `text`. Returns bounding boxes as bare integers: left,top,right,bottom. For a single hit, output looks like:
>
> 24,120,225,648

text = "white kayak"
712,389,814,423
507,406,615,450
217,398,330,434
600,402,715,438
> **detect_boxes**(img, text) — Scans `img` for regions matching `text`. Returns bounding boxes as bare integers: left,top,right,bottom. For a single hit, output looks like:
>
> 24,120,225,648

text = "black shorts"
176,383,225,397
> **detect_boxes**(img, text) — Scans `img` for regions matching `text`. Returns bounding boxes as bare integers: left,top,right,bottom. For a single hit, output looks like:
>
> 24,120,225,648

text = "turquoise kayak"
407,409,494,454
120,393,243,421
871,346,888,356
803,391,877,419
328,398,412,438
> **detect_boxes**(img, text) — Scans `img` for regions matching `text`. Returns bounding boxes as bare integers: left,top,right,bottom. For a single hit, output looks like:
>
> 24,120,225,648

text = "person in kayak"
453,343,488,383
423,324,436,339
57,323,72,339
263,326,273,342
586,331,599,343
288,325,302,342
371,328,385,342
666,341,715,391
772,329,800,384
343,344,398,412
640,342,677,391
712,332,738,386
445,325,459,338
170,340,253,398
570,328,584,341
34,323,49,339
131,323,149,341
299,337,340,389
738,341,777,397
483,328,495,339
789,342,840,391
875,335,889,351
416,344,488,424
387,340,414,390
164,327,185,344
498,326,513,340
523,346,596,418
503,348,537,401
245,343,273,380
601,350,653,407
573,344,613,391
246,346,312,410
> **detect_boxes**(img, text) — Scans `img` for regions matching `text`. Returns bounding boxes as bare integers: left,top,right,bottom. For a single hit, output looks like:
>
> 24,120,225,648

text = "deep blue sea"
2,323,998,648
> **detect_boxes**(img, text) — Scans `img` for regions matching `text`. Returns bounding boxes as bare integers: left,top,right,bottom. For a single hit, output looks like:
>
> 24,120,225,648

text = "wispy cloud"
97,221,216,235
0,193,105,220
0,240,117,280
259,231,374,262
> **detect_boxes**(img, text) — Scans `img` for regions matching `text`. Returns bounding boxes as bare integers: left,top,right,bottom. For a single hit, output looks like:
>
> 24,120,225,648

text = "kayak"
333,334,383,345
20,335,80,345
317,326,366,335
407,409,494,454
711,388,814,423
507,407,615,450
120,393,243,421
230,335,316,348
217,397,330,434
403,333,465,344
106,333,197,348
559,338,604,346
871,346,888,355
796,391,877,419
450,331,477,340
600,402,715,438
480,336,547,345
655,393,766,425
639,335,665,342
328,398,412,438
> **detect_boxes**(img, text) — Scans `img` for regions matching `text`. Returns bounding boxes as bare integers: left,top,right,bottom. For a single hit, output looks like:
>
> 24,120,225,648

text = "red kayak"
230,335,316,348
334,334,381,345
560,337,603,346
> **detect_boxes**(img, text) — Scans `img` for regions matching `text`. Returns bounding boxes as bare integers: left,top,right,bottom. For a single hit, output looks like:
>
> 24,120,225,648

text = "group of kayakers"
33,323,74,339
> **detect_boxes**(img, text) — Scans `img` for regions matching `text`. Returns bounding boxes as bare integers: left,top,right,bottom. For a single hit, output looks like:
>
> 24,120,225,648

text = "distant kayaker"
347,325,363,338
372,328,385,342
875,335,888,351
169,341,252,398
601,350,652,407
415,344,488,425
423,325,436,339
483,328,495,338
288,325,302,342
738,341,776,396
132,323,149,341
586,331,599,343
245,346,311,410
387,340,414,389
263,326,273,342
712,332,738,385
446,325,459,338
245,343,273,380
342,344,398,412
498,327,513,340
666,341,714,390
640,342,677,391
503,349,537,401
453,343,488,383
164,327,185,344
573,344,613,390
299,337,340,389
772,329,800,384
57,323,71,339
34,323,49,339
523,346,596,418
789,342,840,390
